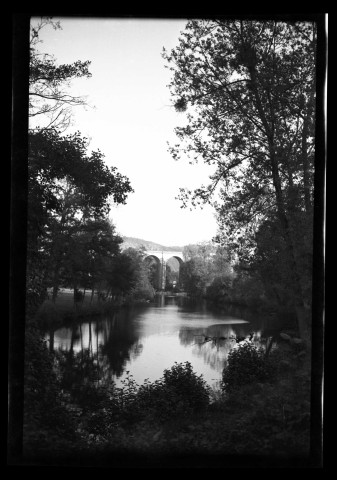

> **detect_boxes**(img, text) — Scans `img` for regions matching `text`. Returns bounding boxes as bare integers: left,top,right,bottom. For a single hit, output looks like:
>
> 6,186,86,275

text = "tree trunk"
247,60,311,340
49,329,54,352
301,115,312,214
51,267,60,303
269,152,312,340
88,320,92,354
70,326,76,354
73,280,79,309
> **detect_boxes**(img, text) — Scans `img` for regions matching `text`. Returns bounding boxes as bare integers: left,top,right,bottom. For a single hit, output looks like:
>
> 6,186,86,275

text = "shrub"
222,341,275,392
206,276,230,300
111,362,211,425
162,361,210,413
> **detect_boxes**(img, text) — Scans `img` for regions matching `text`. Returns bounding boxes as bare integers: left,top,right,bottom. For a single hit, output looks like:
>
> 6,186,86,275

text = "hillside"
121,236,184,252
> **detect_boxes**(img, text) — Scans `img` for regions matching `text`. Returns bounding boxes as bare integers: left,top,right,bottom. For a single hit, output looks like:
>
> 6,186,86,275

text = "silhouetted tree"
163,19,316,339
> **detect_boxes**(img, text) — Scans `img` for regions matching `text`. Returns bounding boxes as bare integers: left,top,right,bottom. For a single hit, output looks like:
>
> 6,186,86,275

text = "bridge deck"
145,250,184,262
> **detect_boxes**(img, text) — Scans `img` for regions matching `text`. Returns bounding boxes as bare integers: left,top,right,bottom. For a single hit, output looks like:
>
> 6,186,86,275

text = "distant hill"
121,236,184,252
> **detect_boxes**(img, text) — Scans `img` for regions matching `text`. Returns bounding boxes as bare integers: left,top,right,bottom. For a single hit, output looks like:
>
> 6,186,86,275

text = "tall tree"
27,129,133,304
107,247,155,301
163,19,316,339
181,242,233,296
29,17,92,132
60,217,123,303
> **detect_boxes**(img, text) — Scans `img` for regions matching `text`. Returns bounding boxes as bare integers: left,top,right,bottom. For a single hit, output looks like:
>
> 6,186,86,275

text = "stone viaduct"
144,250,184,291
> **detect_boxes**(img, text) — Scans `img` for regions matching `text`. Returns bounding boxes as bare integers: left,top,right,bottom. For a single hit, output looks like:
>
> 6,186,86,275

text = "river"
46,294,282,390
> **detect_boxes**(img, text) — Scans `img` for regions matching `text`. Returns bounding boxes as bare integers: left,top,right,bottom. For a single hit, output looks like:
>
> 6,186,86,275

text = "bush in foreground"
114,361,211,424
222,341,275,392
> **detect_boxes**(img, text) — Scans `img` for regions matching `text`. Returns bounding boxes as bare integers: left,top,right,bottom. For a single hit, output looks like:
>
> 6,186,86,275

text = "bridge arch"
168,255,184,265
144,254,162,290
144,250,184,291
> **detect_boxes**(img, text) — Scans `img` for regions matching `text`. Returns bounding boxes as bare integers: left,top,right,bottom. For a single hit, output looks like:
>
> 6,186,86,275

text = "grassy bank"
34,288,152,328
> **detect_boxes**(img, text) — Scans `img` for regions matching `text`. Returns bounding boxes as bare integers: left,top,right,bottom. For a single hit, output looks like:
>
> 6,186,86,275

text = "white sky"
31,17,218,247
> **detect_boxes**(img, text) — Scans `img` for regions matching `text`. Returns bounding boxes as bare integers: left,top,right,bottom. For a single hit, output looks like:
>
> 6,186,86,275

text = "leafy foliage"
206,275,234,303
163,19,315,334
105,362,210,427
27,128,133,304
252,214,313,308
23,324,80,457
222,341,275,391
57,360,210,429
28,129,132,225
136,361,210,420
181,242,234,296
107,247,155,301
61,218,123,297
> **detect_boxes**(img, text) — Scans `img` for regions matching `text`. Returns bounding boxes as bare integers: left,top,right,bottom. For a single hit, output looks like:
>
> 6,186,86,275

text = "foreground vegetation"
23,321,311,467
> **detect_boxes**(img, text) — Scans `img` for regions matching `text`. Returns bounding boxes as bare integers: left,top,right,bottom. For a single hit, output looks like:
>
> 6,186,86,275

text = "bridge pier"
160,259,167,291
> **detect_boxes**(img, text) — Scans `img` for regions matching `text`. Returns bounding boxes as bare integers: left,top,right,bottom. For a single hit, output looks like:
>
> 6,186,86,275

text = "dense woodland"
10,16,323,467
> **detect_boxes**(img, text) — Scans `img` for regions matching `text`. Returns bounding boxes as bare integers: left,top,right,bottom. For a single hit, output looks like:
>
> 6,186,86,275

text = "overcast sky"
31,17,219,247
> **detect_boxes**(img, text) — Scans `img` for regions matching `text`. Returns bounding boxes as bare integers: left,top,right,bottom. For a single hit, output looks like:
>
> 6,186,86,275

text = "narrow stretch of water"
46,295,279,389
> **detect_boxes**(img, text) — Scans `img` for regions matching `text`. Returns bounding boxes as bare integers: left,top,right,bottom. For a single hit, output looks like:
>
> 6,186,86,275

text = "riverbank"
34,289,191,331
34,288,157,329
204,294,301,339
23,326,312,467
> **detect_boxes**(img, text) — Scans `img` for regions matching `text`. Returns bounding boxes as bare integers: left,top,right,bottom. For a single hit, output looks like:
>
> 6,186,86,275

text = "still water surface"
47,295,278,389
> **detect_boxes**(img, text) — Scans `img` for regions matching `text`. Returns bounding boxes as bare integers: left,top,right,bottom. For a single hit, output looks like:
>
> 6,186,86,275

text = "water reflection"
178,322,264,372
97,311,143,377
46,296,279,388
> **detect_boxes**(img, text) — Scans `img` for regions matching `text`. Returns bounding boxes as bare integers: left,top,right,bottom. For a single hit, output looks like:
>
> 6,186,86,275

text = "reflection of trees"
50,298,279,394
179,324,250,346
52,309,144,386
193,342,230,372
179,324,263,371
155,293,165,307
130,342,143,360
98,310,142,378
178,297,208,313
54,321,102,389
57,347,103,392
